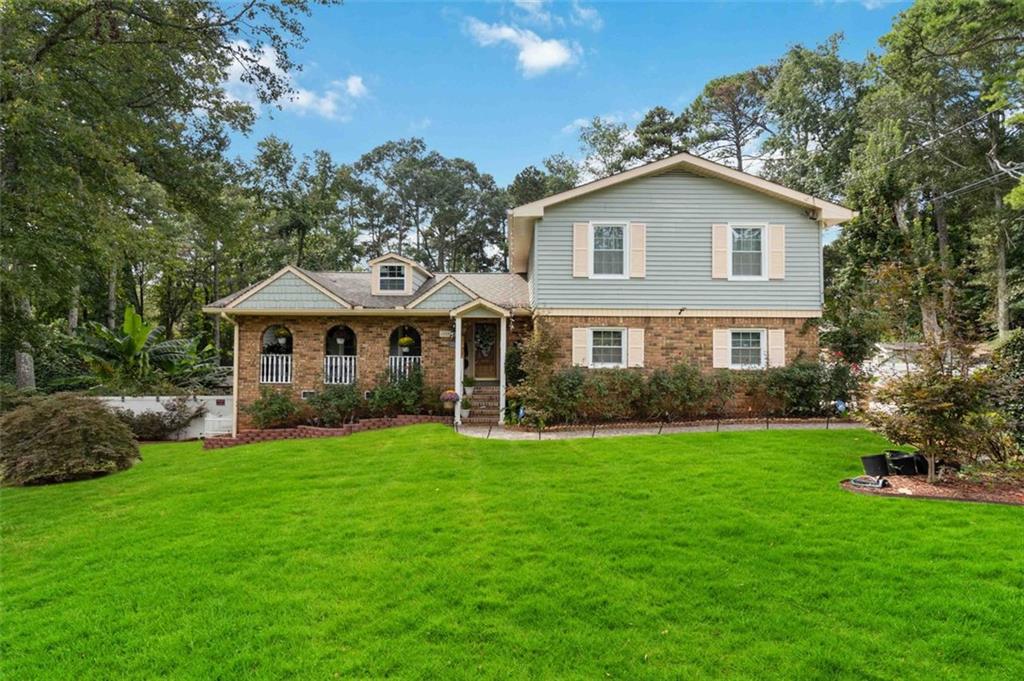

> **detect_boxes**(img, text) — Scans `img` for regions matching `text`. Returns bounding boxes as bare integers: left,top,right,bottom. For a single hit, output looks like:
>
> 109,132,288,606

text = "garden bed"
841,475,1024,506
203,414,450,449
504,416,859,433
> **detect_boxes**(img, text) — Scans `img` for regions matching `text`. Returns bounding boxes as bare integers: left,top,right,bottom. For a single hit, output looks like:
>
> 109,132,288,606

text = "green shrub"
505,343,526,386
994,330,1024,446
368,368,424,417
0,384,40,415
1,394,139,486
705,370,737,418
545,367,586,423
115,397,207,440
648,363,712,421
764,361,828,417
307,385,363,427
577,369,648,422
244,388,308,429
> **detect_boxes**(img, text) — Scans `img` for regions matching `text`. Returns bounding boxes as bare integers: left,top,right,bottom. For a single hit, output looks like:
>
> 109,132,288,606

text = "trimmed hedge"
1,394,139,486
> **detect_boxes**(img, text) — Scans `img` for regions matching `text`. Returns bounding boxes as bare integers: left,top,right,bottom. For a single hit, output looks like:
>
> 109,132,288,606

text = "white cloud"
224,41,369,121
512,0,558,28
569,1,603,31
344,75,369,99
409,117,432,132
464,18,580,77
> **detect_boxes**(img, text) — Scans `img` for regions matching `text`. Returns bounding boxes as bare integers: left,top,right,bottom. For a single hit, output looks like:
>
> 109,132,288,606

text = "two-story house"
205,152,854,432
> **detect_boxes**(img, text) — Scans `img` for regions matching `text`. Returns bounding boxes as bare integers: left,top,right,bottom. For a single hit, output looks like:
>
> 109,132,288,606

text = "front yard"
2,426,1021,679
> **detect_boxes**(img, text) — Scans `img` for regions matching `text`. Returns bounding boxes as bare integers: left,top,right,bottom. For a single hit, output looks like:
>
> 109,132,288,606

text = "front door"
472,322,499,380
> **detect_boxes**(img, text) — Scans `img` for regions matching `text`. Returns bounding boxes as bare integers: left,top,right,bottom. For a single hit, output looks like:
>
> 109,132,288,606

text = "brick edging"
203,415,451,449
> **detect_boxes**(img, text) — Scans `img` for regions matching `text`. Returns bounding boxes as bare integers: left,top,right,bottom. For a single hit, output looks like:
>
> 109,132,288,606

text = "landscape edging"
203,415,451,449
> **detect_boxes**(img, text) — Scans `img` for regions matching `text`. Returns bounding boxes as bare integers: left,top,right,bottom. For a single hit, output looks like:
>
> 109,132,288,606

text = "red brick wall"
536,315,818,370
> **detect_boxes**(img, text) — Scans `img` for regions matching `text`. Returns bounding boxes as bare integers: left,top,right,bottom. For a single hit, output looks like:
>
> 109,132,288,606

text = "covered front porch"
452,300,509,426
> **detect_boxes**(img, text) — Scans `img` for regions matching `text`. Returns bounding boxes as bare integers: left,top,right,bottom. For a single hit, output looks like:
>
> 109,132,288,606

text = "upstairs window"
379,264,406,291
730,330,765,369
730,225,765,279
591,223,626,277
590,329,625,367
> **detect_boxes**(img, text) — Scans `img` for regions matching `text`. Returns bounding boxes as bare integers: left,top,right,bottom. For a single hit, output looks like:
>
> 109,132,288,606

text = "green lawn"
2,426,1022,680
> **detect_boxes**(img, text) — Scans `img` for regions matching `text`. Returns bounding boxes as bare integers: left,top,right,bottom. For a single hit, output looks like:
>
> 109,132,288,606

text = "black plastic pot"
861,454,890,477
887,452,918,476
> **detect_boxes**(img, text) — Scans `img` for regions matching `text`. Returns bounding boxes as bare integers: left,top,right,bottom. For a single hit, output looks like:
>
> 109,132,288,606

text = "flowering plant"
440,389,460,403
398,336,415,347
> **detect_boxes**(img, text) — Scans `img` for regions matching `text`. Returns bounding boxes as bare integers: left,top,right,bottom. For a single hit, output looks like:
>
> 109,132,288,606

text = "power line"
874,110,998,171
934,168,1014,202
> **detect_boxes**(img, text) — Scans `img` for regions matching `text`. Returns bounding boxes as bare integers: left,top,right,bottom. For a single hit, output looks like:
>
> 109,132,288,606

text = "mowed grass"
2,427,1022,680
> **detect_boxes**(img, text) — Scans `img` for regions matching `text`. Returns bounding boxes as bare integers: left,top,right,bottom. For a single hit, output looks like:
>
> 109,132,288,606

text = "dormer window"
379,264,405,291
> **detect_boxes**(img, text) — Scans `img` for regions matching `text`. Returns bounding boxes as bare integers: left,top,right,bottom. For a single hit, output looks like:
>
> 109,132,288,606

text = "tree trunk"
920,297,942,344
996,219,1008,340
107,264,117,329
933,196,954,332
212,245,221,351
67,284,80,331
14,297,35,390
927,453,937,484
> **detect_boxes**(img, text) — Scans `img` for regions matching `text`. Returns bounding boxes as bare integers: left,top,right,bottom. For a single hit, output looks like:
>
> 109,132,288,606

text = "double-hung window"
591,223,627,277
730,330,766,369
379,264,405,291
729,224,766,280
590,329,625,368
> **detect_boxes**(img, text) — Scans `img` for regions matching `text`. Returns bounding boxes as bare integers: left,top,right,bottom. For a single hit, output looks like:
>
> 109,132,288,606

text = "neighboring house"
205,152,854,433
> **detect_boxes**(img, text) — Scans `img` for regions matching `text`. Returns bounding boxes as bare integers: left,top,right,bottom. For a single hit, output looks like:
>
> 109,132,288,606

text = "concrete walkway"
456,420,864,440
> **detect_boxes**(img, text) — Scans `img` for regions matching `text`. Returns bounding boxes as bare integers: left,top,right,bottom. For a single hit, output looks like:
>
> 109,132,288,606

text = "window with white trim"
730,330,766,369
590,329,625,367
591,223,627,277
729,225,765,279
379,264,405,291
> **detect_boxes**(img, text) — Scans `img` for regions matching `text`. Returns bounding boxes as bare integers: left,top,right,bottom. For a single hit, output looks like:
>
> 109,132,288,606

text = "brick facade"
536,314,818,370
235,314,458,429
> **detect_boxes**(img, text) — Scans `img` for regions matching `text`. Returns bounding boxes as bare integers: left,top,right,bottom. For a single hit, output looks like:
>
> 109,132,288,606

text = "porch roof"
205,268,529,313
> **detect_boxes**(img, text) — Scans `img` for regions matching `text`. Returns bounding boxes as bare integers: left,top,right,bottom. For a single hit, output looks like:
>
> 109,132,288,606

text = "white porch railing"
389,355,421,380
260,354,292,384
324,355,357,384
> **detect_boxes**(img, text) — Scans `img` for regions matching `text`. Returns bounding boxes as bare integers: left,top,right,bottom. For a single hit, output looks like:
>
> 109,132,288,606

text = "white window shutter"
768,329,786,367
629,223,646,278
627,328,645,367
768,224,786,280
712,224,728,279
712,329,731,368
572,328,589,366
572,223,589,277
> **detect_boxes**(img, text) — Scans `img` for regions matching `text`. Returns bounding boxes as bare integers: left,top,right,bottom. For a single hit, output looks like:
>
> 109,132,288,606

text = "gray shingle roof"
206,269,529,311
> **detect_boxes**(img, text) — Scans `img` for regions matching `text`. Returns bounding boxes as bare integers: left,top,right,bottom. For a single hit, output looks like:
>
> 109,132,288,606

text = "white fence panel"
95,395,233,440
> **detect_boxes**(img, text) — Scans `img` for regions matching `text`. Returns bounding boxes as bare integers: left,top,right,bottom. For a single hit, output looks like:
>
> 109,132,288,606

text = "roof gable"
230,267,350,311
407,279,475,310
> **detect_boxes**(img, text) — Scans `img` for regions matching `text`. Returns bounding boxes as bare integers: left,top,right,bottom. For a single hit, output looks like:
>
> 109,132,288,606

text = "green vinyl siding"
533,171,822,310
414,282,472,310
235,272,344,310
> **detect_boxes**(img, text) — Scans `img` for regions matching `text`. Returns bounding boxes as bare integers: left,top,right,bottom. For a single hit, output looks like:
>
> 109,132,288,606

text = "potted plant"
440,389,460,411
462,375,476,397
460,398,472,419
397,335,415,354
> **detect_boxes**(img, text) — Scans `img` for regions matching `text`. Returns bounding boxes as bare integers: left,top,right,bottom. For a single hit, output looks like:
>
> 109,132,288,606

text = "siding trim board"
535,308,821,318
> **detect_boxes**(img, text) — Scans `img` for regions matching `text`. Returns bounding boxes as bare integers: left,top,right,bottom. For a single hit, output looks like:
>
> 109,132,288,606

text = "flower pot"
461,409,471,419
464,386,474,397
861,454,890,477
443,402,454,411
886,451,918,476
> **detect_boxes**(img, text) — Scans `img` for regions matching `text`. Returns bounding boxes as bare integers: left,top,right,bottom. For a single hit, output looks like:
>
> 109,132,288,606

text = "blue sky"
228,0,910,185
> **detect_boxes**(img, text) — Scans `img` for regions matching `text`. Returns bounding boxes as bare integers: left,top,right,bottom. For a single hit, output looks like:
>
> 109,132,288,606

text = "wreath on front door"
474,325,496,358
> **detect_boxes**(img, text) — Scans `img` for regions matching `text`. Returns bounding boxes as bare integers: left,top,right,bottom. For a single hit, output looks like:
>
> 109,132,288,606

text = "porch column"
498,316,507,425
454,316,463,425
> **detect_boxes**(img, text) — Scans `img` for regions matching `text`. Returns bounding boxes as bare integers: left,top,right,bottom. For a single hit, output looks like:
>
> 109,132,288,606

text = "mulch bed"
842,475,1024,506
